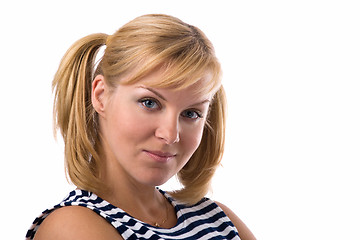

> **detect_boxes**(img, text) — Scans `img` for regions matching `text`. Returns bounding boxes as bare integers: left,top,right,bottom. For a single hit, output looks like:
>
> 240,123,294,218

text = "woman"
26,14,256,240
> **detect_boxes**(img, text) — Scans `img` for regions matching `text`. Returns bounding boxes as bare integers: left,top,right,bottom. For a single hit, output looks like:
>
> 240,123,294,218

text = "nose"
155,114,180,144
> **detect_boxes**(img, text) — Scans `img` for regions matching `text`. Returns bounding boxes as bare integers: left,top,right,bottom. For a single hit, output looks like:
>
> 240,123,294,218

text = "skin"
34,68,256,240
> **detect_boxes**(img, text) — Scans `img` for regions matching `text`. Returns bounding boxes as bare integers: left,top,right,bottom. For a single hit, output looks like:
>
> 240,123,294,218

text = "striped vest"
26,189,240,239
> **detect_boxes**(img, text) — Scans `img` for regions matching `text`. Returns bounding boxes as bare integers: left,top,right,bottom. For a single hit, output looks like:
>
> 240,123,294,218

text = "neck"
97,159,163,209
98,175,171,228
95,151,170,227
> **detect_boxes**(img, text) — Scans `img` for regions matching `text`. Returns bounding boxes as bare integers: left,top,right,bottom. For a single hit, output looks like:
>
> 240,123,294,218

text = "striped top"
26,189,240,239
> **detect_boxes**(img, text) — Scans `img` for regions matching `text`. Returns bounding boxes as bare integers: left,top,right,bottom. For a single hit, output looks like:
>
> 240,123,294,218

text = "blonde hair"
53,14,226,205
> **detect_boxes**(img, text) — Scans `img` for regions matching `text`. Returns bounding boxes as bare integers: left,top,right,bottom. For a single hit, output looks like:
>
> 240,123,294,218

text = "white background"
1,0,359,239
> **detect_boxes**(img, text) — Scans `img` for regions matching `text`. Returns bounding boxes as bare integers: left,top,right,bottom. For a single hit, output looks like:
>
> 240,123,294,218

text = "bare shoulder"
34,206,121,240
215,201,257,240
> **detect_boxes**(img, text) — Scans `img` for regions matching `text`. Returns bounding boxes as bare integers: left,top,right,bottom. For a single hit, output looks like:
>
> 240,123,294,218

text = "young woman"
26,14,256,240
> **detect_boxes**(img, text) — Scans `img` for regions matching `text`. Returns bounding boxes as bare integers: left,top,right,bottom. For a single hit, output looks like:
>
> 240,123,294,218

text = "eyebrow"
137,86,167,101
136,86,211,106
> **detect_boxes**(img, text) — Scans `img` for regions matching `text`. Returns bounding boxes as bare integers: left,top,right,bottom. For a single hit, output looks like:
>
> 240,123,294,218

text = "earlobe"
92,75,107,117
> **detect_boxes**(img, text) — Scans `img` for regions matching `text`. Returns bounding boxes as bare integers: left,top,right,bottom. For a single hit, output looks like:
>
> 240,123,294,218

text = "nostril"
155,127,180,144
154,114,180,144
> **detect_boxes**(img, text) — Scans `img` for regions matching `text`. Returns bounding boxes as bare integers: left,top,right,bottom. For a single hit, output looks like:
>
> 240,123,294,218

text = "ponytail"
53,33,108,192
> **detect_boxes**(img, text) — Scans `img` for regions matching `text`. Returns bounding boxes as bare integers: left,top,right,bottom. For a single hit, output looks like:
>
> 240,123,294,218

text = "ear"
92,75,107,117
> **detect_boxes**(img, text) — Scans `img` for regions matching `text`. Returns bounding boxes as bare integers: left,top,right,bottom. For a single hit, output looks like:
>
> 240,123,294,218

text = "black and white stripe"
26,189,240,239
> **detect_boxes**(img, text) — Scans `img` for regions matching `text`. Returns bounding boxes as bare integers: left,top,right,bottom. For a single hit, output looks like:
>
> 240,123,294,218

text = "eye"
181,109,203,120
139,98,160,110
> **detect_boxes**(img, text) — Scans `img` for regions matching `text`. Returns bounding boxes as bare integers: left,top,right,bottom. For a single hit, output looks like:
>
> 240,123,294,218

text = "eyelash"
138,98,203,120
181,109,203,120
139,98,161,110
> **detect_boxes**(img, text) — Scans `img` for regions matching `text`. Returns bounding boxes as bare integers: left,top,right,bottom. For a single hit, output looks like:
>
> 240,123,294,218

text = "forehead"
120,65,220,98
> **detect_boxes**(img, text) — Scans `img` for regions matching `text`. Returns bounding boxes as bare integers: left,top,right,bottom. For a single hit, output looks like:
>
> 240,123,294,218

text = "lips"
143,150,176,163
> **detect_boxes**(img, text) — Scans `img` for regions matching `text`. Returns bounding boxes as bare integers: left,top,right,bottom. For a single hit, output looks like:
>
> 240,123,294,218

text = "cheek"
107,105,154,146
181,124,205,155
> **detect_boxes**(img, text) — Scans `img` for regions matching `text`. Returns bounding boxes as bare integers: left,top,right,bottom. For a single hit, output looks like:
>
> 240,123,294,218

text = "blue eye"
140,98,160,110
181,110,202,120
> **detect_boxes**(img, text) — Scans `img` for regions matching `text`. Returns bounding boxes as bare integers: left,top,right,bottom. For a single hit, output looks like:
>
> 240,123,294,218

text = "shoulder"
215,201,257,240
34,206,121,240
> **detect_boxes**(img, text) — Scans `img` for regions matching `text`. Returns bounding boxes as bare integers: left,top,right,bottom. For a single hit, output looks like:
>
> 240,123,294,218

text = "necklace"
154,197,169,227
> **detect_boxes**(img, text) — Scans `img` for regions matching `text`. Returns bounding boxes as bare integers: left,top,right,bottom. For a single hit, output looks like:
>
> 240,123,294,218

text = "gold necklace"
154,198,169,227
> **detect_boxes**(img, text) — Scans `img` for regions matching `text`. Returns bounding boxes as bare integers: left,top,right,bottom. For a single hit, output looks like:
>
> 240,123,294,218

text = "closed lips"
145,150,176,158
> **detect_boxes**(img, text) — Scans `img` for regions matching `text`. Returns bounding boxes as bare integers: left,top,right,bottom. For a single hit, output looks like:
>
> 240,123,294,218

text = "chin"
138,174,172,187
148,178,170,187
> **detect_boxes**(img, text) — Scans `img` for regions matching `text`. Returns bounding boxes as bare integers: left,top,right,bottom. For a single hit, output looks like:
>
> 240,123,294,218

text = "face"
93,69,214,188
